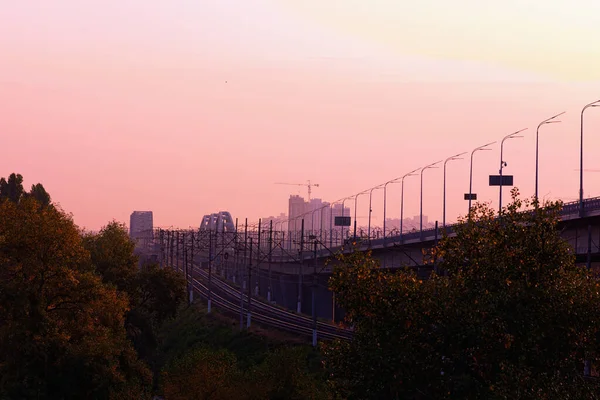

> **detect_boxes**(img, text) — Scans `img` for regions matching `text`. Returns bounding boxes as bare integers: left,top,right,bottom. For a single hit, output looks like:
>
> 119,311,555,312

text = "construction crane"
274,180,320,201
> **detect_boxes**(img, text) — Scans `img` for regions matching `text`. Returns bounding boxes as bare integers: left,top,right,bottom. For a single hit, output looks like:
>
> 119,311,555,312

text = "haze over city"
2,0,600,230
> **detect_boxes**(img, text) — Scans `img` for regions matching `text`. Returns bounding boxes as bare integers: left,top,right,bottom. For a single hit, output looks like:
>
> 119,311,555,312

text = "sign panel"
334,216,351,227
464,193,477,200
489,175,514,186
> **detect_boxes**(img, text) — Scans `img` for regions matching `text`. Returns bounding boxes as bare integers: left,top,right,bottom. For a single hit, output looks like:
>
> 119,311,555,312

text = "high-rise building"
288,195,306,231
130,211,153,240
287,195,350,233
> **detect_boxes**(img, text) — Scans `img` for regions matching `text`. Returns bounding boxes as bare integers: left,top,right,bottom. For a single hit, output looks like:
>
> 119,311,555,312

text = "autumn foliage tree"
324,190,600,399
84,222,186,364
0,195,150,399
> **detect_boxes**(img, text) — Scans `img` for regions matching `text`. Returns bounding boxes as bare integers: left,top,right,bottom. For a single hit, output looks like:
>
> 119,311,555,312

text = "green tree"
0,196,151,399
324,190,600,399
250,346,329,400
128,263,186,361
0,173,51,207
161,347,240,400
0,173,24,203
84,221,139,293
85,223,186,365
25,183,51,207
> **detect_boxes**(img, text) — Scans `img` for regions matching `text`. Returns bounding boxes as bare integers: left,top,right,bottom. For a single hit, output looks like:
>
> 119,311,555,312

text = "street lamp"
382,180,399,247
580,100,600,217
328,199,345,248
499,128,526,213
535,112,564,202
443,152,466,228
400,170,419,243
353,190,369,239
367,185,384,242
420,161,442,237
468,142,496,217
311,204,329,244
341,197,353,243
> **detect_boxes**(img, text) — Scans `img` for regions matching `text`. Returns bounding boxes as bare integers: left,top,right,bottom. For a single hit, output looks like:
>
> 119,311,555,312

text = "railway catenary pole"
278,230,285,301
207,230,213,313
247,237,253,328
170,230,174,269
268,220,273,302
189,230,194,304
233,218,238,284
159,229,164,268
240,218,247,330
256,219,261,297
297,219,305,313
183,231,188,305
312,240,318,347
176,231,180,273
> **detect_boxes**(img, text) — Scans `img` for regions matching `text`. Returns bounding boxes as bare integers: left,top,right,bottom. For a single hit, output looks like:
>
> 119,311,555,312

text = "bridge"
134,98,600,345
134,196,600,346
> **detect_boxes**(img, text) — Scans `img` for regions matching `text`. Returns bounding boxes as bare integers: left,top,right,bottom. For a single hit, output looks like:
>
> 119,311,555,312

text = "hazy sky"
2,0,600,230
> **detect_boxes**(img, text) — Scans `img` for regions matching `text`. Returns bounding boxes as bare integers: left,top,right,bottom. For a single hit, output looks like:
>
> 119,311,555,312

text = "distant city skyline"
2,1,600,230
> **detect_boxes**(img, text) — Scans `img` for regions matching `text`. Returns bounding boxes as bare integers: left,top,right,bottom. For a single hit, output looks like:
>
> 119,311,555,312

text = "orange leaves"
0,195,150,398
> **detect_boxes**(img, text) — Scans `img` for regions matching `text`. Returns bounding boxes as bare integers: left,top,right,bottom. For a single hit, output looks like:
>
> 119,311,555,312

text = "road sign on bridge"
489,175,514,186
335,216,351,226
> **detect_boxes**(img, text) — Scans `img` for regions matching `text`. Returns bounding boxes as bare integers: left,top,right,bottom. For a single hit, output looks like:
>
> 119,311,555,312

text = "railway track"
190,266,352,342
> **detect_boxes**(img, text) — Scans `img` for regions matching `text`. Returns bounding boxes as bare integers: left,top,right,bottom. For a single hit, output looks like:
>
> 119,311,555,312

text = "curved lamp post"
420,161,442,238
353,190,369,239
535,112,564,201
468,142,496,217
311,204,329,244
580,100,600,217
382,168,418,246
443,152,466,228
341,197,351,244
499,128,526,213
367,185,384,242
328,199,345,248
400,170,419,243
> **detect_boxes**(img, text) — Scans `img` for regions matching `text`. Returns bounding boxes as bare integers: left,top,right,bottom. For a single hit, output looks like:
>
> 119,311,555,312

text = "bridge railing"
146,197,600,264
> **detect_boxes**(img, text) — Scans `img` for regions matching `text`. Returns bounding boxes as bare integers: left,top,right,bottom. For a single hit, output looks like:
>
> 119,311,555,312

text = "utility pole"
170,230,174,268
189,230,194,304
207,230,213,313
256,219,261,297
158,229,164,268
278,231,284,303
176,231,180,273
247,237,253,328
183,231,188,304
298,219,304,313
268,220,273,302
233,218,238,284
312,240,318,347
240,219,247,330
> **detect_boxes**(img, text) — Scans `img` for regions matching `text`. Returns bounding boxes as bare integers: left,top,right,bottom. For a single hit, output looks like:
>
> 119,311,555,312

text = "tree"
84,221,138,293
128,263,186,361
0,173,24,203
25,183,51,207
324,190,600,399
251,346,329,400
161,347,240,400
85,223,186,365
0,196,151,399
0,173,51,207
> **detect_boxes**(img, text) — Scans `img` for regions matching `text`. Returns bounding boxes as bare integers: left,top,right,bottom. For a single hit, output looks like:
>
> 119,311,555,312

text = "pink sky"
1,1,600,230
